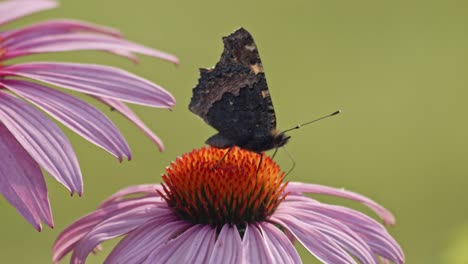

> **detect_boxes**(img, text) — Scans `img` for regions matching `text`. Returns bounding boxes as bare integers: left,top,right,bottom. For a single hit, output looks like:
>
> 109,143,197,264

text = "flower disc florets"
160,147,287,229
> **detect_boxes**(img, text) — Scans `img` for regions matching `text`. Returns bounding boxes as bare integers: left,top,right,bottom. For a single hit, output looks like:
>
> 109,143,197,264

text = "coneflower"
0,0,178,230
54,147,404,264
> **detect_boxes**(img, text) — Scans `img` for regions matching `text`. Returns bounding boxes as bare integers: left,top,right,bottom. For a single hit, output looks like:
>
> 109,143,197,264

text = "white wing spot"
245,44,256,51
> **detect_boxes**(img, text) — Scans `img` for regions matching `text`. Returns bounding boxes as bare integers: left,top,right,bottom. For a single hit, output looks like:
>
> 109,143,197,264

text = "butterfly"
189,27,290,154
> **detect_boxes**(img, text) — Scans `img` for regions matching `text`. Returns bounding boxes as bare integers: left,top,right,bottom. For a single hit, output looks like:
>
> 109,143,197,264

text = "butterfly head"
272,130,290,148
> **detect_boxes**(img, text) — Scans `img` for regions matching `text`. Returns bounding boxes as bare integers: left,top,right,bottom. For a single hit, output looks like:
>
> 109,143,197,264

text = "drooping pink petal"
243,224,276,263
4,80,131,161
283,199,404,263
0,0,57,26
95,97,165,151
70,205,173,264
0,19,140,61
259,223,301,264
0,123,53,231
1,19,122,44
285,182,396,225
0,89,82,194
274,208,376,264
105,219,190,264
3,32,179,64
99,184,162,207
271,214,357,264
145,225,217,264
1,62,175,108
209,225,244,264
52,196,164,263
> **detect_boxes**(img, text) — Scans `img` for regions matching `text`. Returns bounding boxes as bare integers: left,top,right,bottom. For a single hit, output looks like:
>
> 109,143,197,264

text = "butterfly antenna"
282,110,341,134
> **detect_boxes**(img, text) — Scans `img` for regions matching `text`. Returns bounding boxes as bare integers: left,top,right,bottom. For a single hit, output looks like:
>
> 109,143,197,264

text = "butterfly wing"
189,28,277,150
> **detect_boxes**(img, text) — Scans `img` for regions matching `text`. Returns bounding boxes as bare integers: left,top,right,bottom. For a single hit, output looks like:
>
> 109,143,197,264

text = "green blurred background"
1,0,467,263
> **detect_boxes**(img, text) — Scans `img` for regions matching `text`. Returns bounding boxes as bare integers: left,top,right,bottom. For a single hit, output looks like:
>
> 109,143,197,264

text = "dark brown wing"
189,28,277,149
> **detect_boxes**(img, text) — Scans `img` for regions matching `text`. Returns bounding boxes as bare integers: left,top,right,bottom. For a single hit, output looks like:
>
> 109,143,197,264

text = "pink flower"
0,0,178,230
54,147,404,264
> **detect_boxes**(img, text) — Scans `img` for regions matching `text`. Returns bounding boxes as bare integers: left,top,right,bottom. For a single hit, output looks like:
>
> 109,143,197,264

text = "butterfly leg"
255,152,264,177
271,148,279,161
212,146,234,170
282,146,296,177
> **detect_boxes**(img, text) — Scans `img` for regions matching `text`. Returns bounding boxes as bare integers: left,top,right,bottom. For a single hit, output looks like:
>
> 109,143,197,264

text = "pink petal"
285,182,396,225
271,214,357,264
243,224,275,263
284,199,404,263
3,32,179,64
259,223,301,264
0,89,82,194
4,80,131,161
0,0,57,26
1,62,175,108
1,19,122,44
99,184,162,207
105,219,190,264
53,196,163,263
0,123,53,231
0,19,139,61
274,208,376,264
209,225,243,264
95,97,165,151
145,225,217,264
70,206,172,264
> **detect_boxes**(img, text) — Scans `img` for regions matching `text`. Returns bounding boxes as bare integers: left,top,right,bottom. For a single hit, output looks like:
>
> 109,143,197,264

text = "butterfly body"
190,28,289,153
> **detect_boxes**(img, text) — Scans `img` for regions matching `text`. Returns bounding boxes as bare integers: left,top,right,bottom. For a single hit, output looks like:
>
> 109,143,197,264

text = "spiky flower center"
160,147,287,229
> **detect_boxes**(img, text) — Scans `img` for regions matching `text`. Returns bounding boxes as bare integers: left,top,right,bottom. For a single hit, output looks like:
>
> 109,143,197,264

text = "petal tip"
36,223,43,232
46,217,55,229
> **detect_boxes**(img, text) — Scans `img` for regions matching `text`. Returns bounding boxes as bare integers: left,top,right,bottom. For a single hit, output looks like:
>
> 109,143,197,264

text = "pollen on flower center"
160,146,287,228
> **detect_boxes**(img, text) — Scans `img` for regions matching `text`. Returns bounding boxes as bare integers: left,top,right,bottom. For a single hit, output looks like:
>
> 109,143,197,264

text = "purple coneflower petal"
272,214,357,264
1,62,175,108
0,0,57,26
96,97,165,151
53,196,164,263
0,19,140,62
3,32,179,64
1,19,121,43
0,89,82,194
209,225,244,264
70,205,173,264
259,223,301,264
285,182,396,225
3,80,131,161
243,224,277,263
0,123,53,231
284,200,404,263
274,208,376,264
145,225,216,264
99,184,161,207
105,219,190,264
